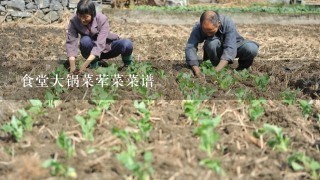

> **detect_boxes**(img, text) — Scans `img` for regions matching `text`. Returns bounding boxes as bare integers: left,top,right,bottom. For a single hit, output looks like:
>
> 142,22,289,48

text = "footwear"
89,59,99,69
63,60,70,70
98,60,108,67
121,53,133,66
117,64,129,71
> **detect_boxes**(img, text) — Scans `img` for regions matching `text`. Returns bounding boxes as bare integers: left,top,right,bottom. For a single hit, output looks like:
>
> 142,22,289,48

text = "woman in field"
66,0,133,74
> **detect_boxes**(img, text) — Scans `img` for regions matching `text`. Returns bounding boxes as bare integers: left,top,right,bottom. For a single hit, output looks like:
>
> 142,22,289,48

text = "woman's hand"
79,54,96,72
69,57,76,74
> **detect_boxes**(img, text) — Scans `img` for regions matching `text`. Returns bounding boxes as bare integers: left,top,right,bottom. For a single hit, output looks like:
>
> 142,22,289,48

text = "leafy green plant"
247,99,266,121
183,100,202,123
200,158,224,175
234,69,250,81
1,102,45,141
200,61,216,76
42,159,77,178
28,99,44,114
194,116,221,157
96,63,118,75
91,85,118,100
57,132,76,158
92,64,120,101
44,91,60,108
157,69,166,79
112,127,131,143
281,88,298,105
219,73,235,90
127,61,155,75
215,69,235,90
48,65,68,96
136,86,162,100
299,100,313,118
117,144,154,180
176,72,216,100
288,153,320,180
75,113,97,141
16,109,34,131
234,88,252,102
97,100,114,110
2,115,25,141
254,124,290,152
252,74,270,91
130,101,152,142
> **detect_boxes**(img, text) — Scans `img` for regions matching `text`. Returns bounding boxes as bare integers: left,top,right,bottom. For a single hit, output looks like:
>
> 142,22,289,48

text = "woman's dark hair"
76,0,96,17
200,10,220,26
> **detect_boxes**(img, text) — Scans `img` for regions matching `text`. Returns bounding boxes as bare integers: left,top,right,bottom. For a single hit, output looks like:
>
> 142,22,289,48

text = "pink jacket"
66,12,119,58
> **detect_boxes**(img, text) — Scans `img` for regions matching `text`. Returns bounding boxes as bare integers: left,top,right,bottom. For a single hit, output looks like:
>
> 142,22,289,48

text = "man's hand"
191,65,204,78
215,59,229,72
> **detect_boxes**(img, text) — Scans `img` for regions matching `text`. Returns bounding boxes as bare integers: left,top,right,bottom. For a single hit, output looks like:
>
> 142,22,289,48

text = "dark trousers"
203,39,259,70
79,36,133,60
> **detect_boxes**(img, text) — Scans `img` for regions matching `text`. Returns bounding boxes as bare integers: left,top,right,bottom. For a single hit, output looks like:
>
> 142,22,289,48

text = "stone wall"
0,0,81,23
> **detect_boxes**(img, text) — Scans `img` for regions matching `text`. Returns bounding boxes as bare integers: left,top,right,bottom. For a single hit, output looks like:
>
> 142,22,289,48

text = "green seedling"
48,65,68,94
130,101,152,142
16,109,34,131
200,158,224,175
218,73,235,90
2,115,24,141
51,64,69,78
28,99,44,114
157,69,166,79
75,115,97,141
117,145,154,180
44,91,60,108
136,86,162,100
127,62,155,75
57,132,76,158
317,114,320,122
96,63,118,76
288,153,320,180
97,100,114,110
91,85,118,100
234,87,251,102
201,61,217,76
281,88,298,105
234,69,250,81
247,99,266,121
192,84,216,100
183,100,202,123
194,116,221,157
112,127,131,143
42,159,77,178
299,100,313,118
117,144,137,171
177,72,216,100
252,74,270,90
254,123,290,152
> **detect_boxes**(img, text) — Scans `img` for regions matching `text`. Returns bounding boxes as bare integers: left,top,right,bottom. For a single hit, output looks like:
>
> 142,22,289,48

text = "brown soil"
0,11,319,180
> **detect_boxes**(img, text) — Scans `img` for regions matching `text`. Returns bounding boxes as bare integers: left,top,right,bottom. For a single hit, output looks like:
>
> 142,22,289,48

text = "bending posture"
185,10,259,77
66,0,133,74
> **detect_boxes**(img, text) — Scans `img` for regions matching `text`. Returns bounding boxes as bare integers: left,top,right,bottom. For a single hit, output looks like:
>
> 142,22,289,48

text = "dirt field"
0,10,319,179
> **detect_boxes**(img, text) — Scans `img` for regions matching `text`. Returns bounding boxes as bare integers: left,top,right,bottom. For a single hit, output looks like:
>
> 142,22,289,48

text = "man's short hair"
200,11,220,27
76,0,96,17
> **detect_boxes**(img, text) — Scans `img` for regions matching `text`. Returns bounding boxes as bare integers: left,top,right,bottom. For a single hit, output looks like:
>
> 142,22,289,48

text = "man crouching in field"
185,10,259,78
